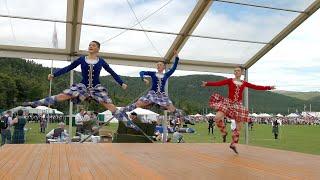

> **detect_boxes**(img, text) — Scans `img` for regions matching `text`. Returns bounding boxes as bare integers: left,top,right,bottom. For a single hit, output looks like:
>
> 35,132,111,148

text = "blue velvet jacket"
139,57,179,93
53,56,124,88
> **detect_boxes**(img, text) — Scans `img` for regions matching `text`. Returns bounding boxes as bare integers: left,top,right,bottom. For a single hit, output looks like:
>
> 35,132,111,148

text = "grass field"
3,122,320,155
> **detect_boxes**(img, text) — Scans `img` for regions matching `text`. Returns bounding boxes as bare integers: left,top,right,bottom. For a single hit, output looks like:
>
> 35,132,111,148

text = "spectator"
129,111,142,123
40,113,47,133
272,120,280,139
1,111,13,145
11,110,27,144
75,108,85,134
172,130,184,143
208,117,214,135
46,122,69,142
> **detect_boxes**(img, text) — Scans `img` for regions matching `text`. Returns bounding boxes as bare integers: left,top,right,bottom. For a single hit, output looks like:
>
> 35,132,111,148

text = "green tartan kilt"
12,129,25,144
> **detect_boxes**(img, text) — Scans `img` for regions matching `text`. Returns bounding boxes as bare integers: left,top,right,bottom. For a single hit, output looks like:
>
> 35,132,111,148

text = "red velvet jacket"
205,78,272,103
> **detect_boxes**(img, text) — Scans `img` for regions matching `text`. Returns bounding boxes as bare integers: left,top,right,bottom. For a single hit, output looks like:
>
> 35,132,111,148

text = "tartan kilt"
62,83,112,104
139,90,172,107
209,93,250,122
12,129,25,144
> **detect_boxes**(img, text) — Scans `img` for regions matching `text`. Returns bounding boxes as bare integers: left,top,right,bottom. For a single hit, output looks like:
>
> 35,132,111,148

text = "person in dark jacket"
11,110,27,144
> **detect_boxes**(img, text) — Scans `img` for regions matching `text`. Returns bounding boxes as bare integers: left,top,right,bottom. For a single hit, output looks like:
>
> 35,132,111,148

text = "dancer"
23,41,131,124
121,50,184,118
201,66,275,154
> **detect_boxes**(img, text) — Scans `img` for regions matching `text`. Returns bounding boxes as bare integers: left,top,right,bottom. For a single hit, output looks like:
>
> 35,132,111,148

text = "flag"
52,22,58,48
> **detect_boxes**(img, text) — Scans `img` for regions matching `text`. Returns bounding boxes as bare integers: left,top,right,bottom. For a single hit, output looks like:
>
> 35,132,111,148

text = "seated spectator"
172,130,184,143
46,122,69,142
129,111,142,123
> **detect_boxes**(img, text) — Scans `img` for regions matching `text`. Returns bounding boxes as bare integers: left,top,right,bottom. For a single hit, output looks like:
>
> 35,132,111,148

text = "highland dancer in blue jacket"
23,41,129,122
121,51,184,118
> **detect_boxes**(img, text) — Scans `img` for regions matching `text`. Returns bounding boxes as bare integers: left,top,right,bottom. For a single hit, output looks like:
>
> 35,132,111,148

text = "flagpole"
49,22,58,108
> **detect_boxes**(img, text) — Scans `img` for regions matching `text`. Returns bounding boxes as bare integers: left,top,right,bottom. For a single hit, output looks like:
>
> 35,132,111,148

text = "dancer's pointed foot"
229,144,238,154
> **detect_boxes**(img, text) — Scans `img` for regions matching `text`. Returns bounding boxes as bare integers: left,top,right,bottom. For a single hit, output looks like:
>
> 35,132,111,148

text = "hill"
0,57,319,114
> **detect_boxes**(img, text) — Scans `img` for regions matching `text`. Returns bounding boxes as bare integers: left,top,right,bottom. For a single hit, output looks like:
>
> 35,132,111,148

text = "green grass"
4,122,320,155
183,123,320,155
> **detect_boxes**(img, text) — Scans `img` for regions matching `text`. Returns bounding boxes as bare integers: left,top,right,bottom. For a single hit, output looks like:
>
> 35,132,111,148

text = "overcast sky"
0,0,319,92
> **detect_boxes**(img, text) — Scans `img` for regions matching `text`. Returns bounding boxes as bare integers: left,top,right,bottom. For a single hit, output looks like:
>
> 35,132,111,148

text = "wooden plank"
65,144,81,179
71,144,93,179
48,144,60,180
37,144,54,180
27,145,49,179
81,144,108,179
11,144,44,179
100,144,164,179
0,144,319,179
0,145,22,178
59,144,71,180
1,144,36,179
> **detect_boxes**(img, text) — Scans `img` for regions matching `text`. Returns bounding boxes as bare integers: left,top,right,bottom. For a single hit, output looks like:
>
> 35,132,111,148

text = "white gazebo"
258,113,272,118
286,113,300,118
276,113,284,117
205,113,215,117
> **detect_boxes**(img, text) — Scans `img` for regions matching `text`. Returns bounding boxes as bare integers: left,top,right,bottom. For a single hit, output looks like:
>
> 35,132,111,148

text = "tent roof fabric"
0,1,319,74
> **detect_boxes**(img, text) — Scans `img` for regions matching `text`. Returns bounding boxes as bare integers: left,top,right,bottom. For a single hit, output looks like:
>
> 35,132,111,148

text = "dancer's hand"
48,74,54,81
270,86,276,90
122,83,128,90
143,79,149,85
201,81,207,87
174,50,179,57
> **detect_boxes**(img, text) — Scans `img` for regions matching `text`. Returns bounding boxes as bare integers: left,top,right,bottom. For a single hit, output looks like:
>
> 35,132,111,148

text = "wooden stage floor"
0,143,319,179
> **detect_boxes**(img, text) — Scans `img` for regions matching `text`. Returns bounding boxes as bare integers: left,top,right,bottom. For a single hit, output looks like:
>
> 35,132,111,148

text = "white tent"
206,113,215,117
250,113,258,117
130,108,159,122
276,113,284,117
258,113,272,118
8,106,63,115
193,113,202,117
35,106,64,114
99,107,159,123
286,113,300,118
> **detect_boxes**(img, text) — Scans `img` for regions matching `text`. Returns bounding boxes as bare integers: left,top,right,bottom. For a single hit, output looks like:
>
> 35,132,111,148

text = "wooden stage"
0,143,319,180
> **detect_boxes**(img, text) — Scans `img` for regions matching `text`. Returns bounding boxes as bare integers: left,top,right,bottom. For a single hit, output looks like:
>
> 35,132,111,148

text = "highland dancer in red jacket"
201,66,275,154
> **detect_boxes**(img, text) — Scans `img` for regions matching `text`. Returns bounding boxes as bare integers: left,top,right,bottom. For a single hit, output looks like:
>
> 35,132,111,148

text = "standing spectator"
272,120,280,139
75,108,85,134
40,113,47,133
11,110,27,144
208,117,214,135
1,111,12,145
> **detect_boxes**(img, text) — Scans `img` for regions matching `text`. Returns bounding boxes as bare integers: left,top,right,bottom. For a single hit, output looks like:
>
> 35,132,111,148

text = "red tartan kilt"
209,93,250,122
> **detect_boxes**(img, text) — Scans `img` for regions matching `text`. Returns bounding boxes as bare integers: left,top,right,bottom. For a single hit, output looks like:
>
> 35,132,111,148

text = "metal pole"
162,63,169,143
244,69,249,145
162,110,168,143
48,60,53,109
68,57,74,137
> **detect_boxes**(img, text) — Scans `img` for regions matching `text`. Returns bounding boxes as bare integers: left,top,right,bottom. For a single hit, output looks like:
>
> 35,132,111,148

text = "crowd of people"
251,116,320,125
0,110,27,145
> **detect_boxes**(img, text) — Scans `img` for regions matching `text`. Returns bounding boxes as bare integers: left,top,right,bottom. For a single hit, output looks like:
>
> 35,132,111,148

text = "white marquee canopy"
0,0,319,74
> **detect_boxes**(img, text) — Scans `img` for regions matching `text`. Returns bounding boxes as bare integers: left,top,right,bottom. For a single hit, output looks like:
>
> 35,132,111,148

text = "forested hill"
0,58,319,114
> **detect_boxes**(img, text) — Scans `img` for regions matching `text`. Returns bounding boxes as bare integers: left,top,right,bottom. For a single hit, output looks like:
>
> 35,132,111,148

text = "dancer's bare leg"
214,111,228,142
23,93,72,107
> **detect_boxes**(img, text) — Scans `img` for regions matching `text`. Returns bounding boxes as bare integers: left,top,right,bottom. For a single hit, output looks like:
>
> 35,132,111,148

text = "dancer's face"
156,61,165,72
234,67,242,78
88,42,100,54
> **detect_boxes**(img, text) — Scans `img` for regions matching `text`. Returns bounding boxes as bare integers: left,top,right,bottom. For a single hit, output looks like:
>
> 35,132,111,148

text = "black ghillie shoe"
229,145,239,154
